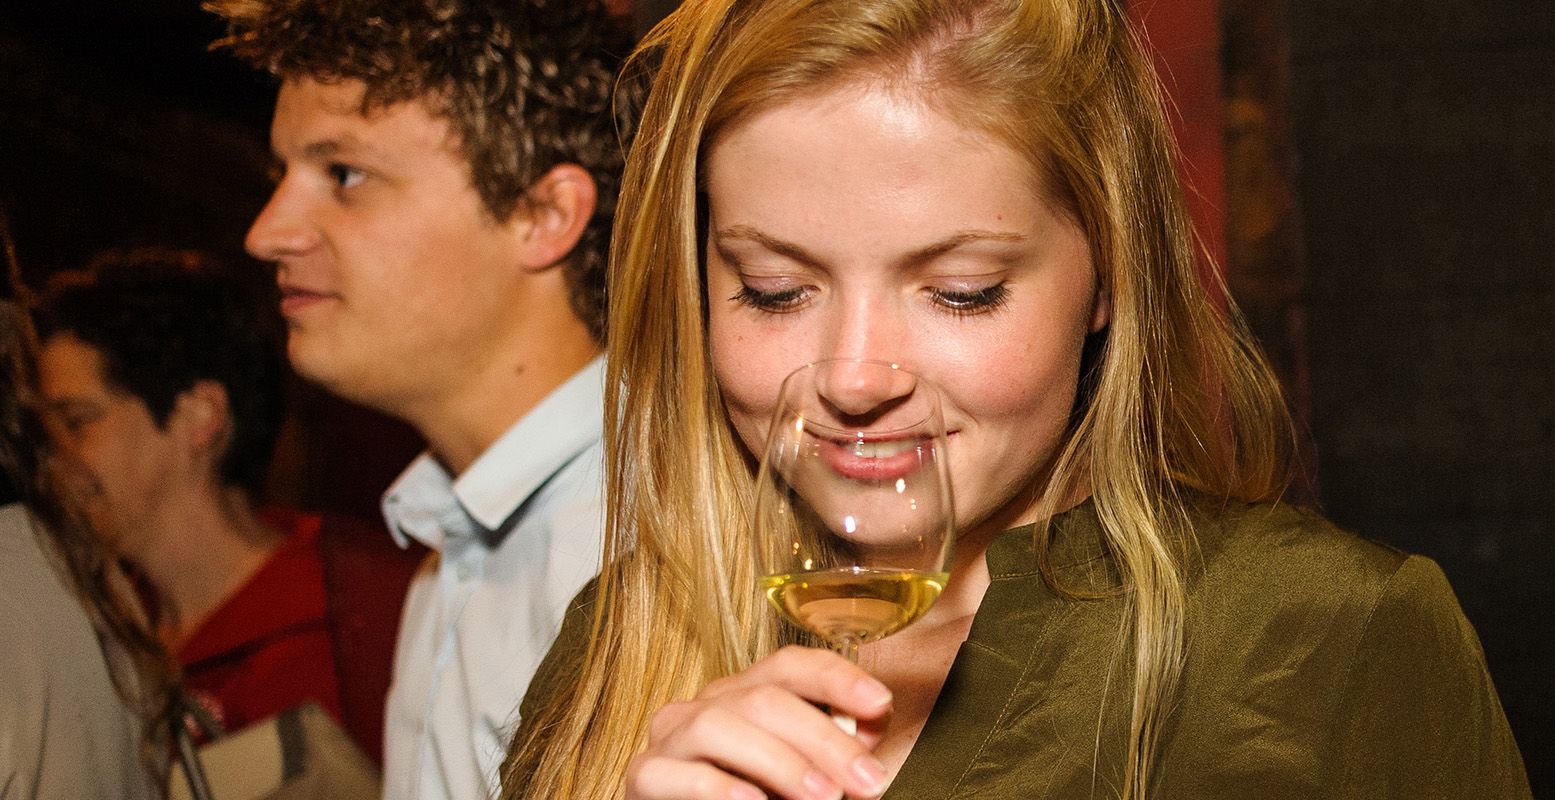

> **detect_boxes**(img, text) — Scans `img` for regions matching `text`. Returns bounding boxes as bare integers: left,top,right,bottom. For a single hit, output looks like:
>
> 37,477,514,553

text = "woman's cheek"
712,355,770,453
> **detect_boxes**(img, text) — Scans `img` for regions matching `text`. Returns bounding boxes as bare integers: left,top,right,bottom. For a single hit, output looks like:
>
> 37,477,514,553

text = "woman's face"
705,81,1108,536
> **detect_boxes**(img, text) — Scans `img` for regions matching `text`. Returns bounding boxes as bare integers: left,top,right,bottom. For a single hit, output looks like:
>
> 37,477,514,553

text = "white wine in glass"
751,360,955,729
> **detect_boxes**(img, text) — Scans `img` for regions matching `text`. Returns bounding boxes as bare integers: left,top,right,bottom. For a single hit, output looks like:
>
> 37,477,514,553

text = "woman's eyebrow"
712,225,825,268
713,225,1026,268
898,230,1028,267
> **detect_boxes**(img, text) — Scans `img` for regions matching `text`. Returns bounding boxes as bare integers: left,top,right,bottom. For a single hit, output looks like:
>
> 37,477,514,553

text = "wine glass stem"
832,635,862,736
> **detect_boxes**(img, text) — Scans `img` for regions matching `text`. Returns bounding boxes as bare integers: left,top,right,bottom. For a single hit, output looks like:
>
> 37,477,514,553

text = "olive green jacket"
512,500,1531,798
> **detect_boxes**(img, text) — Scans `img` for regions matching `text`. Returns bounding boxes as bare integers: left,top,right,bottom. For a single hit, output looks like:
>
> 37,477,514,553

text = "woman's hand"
625,645,894,800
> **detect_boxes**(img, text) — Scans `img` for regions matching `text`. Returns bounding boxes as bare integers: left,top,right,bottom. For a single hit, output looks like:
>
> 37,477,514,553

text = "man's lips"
278,286,338,315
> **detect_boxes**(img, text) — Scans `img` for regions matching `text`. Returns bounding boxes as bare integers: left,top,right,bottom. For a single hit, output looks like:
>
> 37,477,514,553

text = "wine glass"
751,359,955,732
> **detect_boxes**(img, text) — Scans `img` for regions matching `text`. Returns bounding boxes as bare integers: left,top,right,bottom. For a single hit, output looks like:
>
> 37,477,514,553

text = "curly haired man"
206,1,638,796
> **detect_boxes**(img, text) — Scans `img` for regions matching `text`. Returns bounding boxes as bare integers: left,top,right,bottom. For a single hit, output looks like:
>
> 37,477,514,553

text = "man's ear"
510,163,598,272
172,380,232,459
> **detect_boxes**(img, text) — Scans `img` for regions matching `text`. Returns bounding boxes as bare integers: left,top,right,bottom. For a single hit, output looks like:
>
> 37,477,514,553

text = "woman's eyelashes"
732,280,1012,316
929,282,1011,315
733,284,810,312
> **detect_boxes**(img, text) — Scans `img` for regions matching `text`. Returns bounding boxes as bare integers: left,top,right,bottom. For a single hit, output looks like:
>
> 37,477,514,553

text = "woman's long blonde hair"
2,217,180,790
505,1,1293,797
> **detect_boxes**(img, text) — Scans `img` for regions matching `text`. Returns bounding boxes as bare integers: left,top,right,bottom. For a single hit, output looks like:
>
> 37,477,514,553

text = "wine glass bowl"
752,360,955,658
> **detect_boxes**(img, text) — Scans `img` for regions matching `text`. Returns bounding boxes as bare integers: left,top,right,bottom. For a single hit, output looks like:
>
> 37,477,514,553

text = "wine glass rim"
797,357,907,371
793,414,941,441
780,358,945,435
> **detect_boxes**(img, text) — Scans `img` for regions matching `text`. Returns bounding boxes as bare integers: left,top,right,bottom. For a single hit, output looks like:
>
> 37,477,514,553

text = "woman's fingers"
627,755,767,800
627,646,893,800
706,645,894,723
659,683,887,798
702,645,893,787
636,704,847,800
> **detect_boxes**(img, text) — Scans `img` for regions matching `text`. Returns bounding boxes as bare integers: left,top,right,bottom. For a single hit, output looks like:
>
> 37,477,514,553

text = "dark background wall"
1285,0,1553,788
0,0,1548,789
0,3,423,520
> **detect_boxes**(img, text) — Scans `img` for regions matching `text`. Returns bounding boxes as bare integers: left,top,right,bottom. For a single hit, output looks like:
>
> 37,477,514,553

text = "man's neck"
136,485,284,648
405,331,600,478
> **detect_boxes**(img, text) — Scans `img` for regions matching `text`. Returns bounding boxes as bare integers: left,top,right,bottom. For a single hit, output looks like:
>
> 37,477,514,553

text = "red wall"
1128,0,1227,274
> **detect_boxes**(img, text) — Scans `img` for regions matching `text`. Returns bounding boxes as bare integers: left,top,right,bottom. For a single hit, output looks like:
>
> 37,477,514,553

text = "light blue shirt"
380,357,605,800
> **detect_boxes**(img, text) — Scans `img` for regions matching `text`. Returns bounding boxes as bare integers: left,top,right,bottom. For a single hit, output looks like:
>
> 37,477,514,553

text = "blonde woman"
503,1,1529,798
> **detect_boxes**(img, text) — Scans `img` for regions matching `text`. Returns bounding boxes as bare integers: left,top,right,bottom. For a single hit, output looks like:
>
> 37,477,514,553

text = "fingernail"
804,770,842,800
856,677,892,711
852,755,888,796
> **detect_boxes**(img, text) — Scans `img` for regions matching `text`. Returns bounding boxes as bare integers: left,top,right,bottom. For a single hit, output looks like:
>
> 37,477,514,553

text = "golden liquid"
759,567,948,644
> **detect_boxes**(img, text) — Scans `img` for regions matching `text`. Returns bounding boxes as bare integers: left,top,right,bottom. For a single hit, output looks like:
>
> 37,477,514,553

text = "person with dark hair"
204,0,640,796
39,249,286,517
1,217,162,798
33,248,418,770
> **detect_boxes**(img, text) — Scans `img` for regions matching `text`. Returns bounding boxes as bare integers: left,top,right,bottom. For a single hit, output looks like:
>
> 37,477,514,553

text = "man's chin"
287,339,353,395
288,343,406,417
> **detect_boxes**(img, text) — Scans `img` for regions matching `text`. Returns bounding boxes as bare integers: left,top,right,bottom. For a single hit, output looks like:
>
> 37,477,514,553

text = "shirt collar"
383,356,607,550
985,497,1116,589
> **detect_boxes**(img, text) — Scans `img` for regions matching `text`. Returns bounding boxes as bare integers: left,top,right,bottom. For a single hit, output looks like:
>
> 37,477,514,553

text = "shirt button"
456,564,473,581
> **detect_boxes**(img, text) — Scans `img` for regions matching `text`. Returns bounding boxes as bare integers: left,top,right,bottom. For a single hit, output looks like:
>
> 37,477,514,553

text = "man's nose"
245,179,317,262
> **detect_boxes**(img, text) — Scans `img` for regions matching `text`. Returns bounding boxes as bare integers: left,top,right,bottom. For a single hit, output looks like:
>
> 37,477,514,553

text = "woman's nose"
822,293,908,377
814,358,918,420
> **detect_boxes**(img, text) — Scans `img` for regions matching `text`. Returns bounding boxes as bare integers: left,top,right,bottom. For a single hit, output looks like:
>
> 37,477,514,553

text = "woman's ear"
1090,284,1111,333
509,163,599,272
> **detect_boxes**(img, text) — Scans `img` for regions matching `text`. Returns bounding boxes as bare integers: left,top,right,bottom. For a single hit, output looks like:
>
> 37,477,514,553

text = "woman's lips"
819,435,931,482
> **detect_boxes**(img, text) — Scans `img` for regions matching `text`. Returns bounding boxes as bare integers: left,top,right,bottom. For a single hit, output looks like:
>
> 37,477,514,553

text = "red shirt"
178,512,343,736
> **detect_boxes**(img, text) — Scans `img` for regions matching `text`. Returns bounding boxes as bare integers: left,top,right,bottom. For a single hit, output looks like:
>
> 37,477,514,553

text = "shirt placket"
417,510,485,798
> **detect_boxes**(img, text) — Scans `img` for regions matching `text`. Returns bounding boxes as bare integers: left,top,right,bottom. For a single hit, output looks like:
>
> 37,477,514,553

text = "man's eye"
327,163,367,190
929,283,1011,316
733,285,810,312
56,412,93,436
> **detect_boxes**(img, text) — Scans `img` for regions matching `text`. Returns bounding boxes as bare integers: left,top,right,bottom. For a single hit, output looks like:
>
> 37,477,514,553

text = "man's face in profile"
246,77,534,415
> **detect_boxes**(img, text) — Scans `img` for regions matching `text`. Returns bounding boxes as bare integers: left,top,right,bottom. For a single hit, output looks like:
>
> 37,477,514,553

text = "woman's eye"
733,284,810,313
930,283,1011,315
327,163,367,190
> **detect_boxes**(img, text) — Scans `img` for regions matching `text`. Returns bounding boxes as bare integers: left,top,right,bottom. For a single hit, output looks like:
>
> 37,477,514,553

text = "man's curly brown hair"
206,0,641,343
